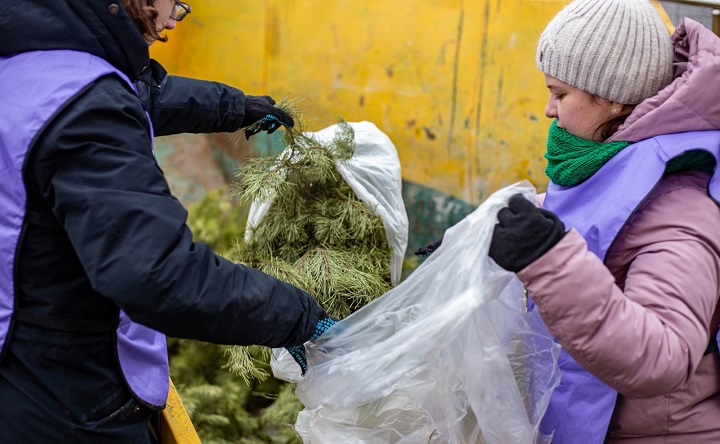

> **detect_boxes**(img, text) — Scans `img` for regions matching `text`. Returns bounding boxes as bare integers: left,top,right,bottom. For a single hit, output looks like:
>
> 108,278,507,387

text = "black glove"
242,95,295,140
488,194,566,272
414,236,443,257
285,312,337,375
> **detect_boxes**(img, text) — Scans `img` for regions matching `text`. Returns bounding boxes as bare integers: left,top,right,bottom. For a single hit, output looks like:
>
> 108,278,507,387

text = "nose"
544,95,557,119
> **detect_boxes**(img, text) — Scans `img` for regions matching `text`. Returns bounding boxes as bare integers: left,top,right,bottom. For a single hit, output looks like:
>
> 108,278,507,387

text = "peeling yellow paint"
155,379,201,444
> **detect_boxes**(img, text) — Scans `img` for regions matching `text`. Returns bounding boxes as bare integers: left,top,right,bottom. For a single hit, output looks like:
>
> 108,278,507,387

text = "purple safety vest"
0,50,169,409
537,130,720,442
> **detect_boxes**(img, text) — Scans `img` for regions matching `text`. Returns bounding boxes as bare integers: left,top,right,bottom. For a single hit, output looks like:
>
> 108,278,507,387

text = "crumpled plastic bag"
245,120,408,285
276,181,561,444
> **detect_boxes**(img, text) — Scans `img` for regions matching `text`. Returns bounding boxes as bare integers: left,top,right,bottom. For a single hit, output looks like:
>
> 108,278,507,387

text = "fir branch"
326,118,355,161
233,156,296,205
255,257,315,292
311,192,386,248
224,345,272,384
295,247,391,319
178,381,268,443
234,107,356,208
186,187,248,253
205,104,397,443
261,383,304,444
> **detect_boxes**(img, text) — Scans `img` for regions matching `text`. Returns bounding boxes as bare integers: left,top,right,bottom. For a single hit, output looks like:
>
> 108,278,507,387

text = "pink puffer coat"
518,19,720,442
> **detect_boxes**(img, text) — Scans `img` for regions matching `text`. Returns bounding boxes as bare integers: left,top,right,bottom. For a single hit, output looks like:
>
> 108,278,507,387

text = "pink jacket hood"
608,19,720,143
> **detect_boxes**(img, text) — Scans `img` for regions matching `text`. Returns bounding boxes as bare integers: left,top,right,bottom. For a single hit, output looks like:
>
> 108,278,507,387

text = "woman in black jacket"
0,0,331,441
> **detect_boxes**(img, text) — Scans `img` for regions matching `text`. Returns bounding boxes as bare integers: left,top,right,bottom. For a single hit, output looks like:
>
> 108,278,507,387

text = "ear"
609,101,626,116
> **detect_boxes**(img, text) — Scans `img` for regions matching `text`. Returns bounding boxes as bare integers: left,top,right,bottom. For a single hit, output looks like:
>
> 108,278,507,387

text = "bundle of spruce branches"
172,105,397,443
225,106,394,382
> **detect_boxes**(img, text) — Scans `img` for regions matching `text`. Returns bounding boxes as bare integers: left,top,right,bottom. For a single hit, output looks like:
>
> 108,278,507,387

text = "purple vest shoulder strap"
0,50,168,409
537,130,720,443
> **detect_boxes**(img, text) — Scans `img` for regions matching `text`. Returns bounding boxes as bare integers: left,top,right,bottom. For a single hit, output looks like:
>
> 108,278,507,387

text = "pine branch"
295,247,392,319
181,104,398,443
261,383,304,444
224,345,273,384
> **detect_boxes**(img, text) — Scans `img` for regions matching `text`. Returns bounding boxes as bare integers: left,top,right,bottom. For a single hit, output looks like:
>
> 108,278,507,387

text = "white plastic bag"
245,121,408,285
287,181,561,444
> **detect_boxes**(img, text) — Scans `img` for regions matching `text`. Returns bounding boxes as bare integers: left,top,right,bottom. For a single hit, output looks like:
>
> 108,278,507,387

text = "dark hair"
121,0,168,43
591,95,635,141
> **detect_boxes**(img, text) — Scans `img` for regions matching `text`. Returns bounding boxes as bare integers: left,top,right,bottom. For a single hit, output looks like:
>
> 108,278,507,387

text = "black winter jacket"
0,0,324,434
2,0,322,347
19,73,323,345
0,2,322,438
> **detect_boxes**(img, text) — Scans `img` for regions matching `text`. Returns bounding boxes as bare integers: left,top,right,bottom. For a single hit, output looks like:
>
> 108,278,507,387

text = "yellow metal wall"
152,0,573,203
151,0,671,218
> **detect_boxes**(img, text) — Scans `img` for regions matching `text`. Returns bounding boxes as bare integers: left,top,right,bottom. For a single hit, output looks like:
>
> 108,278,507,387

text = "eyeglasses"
171,1,191,21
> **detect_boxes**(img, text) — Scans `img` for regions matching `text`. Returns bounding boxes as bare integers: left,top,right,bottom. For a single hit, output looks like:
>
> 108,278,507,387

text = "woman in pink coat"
485,0,720,442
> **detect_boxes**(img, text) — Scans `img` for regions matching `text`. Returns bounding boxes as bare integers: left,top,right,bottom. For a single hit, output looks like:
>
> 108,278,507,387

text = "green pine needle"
224,345,272,385
175,103,398,444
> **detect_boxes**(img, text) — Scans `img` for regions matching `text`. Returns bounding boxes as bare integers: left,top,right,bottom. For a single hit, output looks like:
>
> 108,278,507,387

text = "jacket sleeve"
31,76,321,347
135,62,247,136
518,179,720,398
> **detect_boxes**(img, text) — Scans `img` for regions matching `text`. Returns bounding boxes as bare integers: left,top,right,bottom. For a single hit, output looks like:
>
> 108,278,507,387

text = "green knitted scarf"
544,120,715,186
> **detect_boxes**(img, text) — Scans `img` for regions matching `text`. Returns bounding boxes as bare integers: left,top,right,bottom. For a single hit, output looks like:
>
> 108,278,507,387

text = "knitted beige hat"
536,0,674,105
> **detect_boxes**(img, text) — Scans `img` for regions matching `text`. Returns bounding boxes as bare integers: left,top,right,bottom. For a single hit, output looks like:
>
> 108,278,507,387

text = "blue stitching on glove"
311,317,337,340
261,114,283,125
286,317,337,375
286,344,307,374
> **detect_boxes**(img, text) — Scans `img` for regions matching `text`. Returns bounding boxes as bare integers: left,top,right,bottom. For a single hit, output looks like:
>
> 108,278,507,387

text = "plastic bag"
284,181,561,444
245,121,408,285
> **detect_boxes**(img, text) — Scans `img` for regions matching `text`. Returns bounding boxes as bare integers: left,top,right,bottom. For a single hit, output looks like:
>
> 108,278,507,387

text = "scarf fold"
544,120,715,187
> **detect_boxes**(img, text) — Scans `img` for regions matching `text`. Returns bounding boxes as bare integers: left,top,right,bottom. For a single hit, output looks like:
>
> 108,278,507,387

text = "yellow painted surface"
651,0,677,34
157,379,202,444
151,0,671,204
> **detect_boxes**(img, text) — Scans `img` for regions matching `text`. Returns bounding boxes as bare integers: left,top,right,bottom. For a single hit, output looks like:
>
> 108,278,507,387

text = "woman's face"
148,0,177,45
543,74,619,141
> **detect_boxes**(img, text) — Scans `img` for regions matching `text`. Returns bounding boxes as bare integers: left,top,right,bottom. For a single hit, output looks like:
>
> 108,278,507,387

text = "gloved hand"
414,235,443,257
285,313,337,375
488,194,566,272
242,95,295,140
